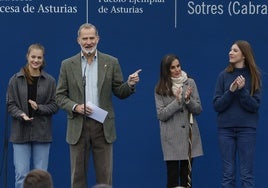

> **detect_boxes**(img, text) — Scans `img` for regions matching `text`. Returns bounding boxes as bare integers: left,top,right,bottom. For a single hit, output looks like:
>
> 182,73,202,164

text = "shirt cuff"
72,104,78,112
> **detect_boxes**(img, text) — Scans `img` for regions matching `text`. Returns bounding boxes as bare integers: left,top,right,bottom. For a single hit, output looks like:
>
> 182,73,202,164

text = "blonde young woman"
7,44,58,188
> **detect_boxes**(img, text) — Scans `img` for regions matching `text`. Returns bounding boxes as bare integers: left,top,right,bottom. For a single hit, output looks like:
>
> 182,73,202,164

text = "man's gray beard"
81,45,97,55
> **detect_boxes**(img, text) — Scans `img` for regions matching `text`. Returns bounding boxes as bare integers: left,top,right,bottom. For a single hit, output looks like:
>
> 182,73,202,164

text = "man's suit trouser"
70,118,113,188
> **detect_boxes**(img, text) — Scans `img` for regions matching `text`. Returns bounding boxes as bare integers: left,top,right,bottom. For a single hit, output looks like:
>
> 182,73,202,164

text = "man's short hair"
23,169,53,188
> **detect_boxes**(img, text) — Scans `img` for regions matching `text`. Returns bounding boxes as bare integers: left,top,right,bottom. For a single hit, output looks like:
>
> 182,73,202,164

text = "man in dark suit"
56,23,141,188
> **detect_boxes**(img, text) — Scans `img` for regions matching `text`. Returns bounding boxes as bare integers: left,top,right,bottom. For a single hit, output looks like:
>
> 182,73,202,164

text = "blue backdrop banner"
1,0,268,187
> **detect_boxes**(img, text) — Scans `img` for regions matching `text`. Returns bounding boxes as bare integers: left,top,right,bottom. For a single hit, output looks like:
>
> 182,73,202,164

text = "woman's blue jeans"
218,127,256,188
13,142,50,188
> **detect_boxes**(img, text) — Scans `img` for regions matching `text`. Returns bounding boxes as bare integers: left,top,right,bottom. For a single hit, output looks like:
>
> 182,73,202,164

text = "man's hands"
127,69,142,87
74,104,92,115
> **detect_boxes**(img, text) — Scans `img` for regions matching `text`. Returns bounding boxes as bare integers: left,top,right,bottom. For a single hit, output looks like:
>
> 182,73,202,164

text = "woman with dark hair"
155,54,203,188
7,43,58,188
213,40,262,188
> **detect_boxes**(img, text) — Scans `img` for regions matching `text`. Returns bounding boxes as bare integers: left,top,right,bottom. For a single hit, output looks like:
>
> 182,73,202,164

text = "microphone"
82,49,94,117
82,63,87,87
83,63,87,118
82,50,94,86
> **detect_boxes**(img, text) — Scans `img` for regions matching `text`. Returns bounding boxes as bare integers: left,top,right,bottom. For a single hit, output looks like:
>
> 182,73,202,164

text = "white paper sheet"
86,101,108,123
